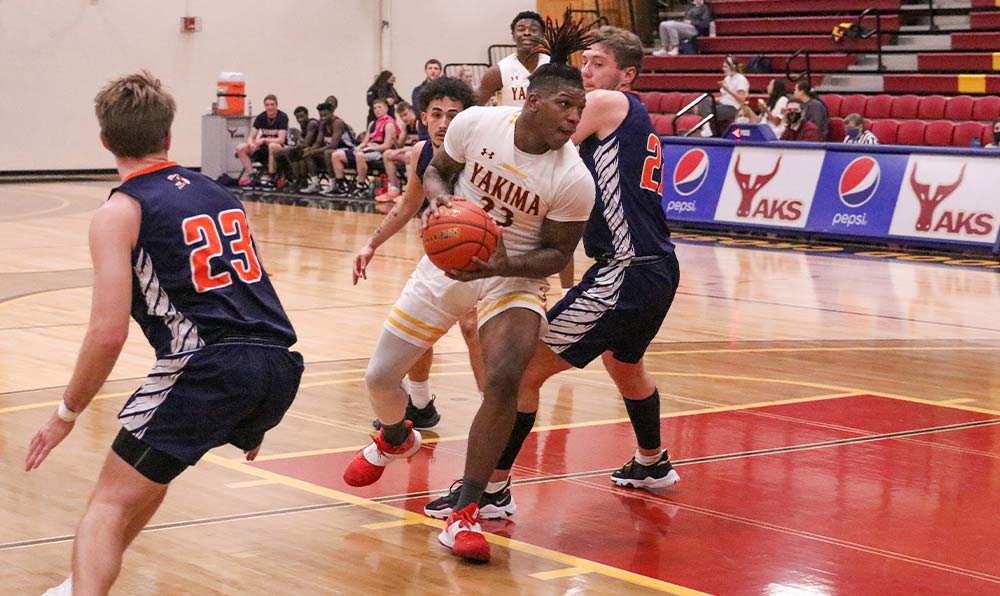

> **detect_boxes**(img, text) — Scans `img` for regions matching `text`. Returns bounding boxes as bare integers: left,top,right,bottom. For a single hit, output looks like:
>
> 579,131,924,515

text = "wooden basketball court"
2,180,999,595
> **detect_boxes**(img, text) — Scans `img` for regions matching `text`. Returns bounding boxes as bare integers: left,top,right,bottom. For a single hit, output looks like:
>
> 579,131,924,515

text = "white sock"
408,379,431,408
42,576,72,596
486,477,510,493
634,449,664,466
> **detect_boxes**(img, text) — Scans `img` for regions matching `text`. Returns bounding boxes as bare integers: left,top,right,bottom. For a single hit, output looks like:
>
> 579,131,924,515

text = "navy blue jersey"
113,163,296,358
578,92,674,261
252,110,289,139
415,140,434,180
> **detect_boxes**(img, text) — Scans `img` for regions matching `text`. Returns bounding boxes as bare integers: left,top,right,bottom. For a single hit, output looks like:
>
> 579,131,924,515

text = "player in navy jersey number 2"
28,72,303,596
425,26,681,522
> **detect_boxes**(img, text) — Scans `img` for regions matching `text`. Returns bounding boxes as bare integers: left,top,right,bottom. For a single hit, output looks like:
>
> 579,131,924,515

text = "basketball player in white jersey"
342,17,594,563
478,11,550,107
480,11,578,294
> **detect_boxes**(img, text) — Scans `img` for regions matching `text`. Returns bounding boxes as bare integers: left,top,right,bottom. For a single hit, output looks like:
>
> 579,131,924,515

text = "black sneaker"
423,477,517,520
611,450,681,490
373,397,440,430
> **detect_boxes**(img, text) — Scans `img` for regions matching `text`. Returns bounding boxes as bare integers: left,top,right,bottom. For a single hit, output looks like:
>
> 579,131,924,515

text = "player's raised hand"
447,236,508,281
352,243,376,285
25,411,75,471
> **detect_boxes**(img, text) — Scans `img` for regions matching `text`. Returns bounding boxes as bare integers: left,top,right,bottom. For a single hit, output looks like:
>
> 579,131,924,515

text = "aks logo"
733,154,782,217
838,156,880,208
672,149,709,196
910,162,966,232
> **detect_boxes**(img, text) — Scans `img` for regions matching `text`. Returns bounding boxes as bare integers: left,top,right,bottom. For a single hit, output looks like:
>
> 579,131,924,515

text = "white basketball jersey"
497,53,551,107
442,106,594,256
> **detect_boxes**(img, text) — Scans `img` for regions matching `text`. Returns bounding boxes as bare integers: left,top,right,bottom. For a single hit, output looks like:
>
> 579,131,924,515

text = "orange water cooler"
217,72,246,115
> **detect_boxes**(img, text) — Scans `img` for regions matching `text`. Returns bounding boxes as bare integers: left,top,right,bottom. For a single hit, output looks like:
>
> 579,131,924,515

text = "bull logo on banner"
733,154,782,217
909,163,966,232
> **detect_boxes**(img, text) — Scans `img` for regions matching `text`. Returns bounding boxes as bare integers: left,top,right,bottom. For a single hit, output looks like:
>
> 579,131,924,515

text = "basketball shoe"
343,421,421,487
438,503,490,562
611,450,680,489
424,477,516,520
372,396,440,431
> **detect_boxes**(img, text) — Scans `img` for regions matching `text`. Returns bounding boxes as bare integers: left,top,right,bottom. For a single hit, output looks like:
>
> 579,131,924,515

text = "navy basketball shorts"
544,254,680,368
116,342,304,474
250,144,271,165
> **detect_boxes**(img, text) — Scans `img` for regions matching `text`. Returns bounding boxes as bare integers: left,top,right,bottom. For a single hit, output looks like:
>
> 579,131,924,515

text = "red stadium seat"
983,124,995,147
917,95,947,120
924,120,955,146
680,92,705,111
870,119,899,144
823,94,843,117
953,121,986,147
676,114,703,135
651,114,675,135
641,91,664,114
659,92,684,114
890,95,920,119
896,120,927,145
973,96,1000,121
944,95,975,121
840,94,868,118
828,117,846,142
865,95,894,119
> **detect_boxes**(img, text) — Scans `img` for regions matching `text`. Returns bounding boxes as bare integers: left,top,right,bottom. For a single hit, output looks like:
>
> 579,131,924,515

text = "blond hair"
94,71,176,158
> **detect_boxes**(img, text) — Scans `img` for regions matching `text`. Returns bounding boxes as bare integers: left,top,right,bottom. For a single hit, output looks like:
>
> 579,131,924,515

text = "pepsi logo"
673,149,709,197
838,156,880,208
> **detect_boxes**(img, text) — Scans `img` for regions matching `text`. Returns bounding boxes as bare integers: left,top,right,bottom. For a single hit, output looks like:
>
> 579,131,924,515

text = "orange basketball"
422,200,499,272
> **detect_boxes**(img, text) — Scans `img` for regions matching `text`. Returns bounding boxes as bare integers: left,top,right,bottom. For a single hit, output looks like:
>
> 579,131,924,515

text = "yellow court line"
362,519,426,530
939,398,976,405
531,566,592,580
645,346,1000,357
225,479,278,489
0,391,132,415
868,391,1000,418
202,453,710,595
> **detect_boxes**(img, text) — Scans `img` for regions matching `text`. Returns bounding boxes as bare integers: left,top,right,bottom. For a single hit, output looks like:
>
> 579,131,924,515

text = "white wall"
1,0,537,172
385,0,536,105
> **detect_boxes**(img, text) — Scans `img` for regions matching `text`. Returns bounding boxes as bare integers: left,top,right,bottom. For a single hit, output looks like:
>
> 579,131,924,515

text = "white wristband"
57,402,79,422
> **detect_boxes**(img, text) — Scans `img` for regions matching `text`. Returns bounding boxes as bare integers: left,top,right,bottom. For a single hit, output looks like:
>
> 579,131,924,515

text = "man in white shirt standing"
477,11,550,107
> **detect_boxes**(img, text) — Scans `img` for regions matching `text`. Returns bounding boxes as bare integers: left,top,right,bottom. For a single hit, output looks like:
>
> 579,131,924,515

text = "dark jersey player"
424,26,681,521
29,72,303,596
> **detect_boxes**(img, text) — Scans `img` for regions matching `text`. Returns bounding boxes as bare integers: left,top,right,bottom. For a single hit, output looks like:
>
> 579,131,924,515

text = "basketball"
422,200,499,272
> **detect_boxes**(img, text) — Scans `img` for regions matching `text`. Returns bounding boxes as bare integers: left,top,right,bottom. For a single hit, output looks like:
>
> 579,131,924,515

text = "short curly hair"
418,76,477,112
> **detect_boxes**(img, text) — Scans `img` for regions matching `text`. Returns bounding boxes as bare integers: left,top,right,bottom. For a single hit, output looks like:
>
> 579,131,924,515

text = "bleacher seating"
640,0,1000,146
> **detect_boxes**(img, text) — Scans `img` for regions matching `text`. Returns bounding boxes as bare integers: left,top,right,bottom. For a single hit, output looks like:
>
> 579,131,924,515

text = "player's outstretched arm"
25,193,137,471
571,90,630,145
353,141,429,284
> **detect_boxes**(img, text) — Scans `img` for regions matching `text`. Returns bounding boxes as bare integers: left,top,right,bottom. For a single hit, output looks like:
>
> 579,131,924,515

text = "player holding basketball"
27,72,302,596
343,17,595,562
424,26,681,521
352,76,485,428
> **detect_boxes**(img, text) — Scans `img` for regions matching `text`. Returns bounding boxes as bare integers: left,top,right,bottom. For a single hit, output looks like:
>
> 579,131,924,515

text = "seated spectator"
843,113,879,145
986,118,1000,148
653,0,712,56
300,101,350,193
324,99,398,197
756,79,789,138
366,70,403,125
698,56,747,135
235,94,288,187
376,103,419,202
457,67,476,90
794,82,829,141
269,106,319,191
780,99,821,141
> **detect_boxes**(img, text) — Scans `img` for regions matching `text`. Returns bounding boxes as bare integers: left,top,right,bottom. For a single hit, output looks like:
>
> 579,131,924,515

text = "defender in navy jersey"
424,27,681,523
28,72,302,596
351,77,484,432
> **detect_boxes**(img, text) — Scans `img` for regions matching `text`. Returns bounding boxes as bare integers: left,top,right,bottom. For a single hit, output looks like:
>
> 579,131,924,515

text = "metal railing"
786,49,814,88
487,44,516,66
672,92,717,137
857,8,886,72
929,0,938,32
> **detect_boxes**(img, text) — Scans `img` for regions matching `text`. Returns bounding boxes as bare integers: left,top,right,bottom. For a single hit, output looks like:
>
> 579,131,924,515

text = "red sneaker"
438,503,490,562
342,422,422,487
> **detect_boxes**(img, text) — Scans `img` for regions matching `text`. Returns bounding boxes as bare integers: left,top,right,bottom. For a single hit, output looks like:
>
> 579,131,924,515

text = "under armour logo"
481,147,494,159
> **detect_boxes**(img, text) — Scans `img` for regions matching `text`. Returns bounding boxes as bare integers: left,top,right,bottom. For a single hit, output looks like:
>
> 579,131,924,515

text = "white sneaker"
41,576,72,596
652,48,669,57
667,47,679,56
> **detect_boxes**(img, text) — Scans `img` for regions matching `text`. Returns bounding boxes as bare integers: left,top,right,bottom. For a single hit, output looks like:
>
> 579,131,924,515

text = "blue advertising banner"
661,144,733,222
807,151,910,236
